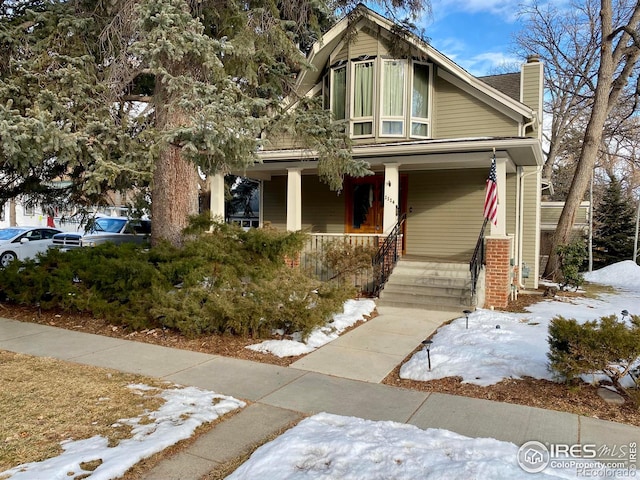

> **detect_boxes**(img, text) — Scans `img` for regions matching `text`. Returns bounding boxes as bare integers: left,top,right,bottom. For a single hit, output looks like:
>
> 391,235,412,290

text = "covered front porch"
213,138,543,307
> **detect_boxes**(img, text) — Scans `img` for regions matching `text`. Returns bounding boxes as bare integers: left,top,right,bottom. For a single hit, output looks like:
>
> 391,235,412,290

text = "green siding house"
228,6,545,308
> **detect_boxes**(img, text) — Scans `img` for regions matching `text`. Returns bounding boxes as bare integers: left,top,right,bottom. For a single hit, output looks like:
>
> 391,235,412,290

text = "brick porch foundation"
485,236,511,309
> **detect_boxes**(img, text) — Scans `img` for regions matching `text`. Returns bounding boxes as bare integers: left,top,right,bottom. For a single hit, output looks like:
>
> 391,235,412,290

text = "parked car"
51,217,151,250
0,226,63,267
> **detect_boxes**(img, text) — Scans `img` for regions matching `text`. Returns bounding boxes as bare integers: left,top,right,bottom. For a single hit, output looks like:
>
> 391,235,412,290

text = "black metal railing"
372,213,406,296
470,218,488,303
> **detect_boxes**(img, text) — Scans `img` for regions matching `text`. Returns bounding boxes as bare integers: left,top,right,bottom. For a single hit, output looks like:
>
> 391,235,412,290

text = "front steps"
377,258,474,311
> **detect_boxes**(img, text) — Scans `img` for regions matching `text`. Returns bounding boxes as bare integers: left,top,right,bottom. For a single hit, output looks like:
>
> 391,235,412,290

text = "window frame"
410,61,432,139
350,59,376,138
330,63,347,122
379,58,408,138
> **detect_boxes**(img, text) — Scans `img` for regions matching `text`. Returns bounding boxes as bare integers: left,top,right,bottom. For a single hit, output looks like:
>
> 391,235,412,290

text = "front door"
346,176,384,234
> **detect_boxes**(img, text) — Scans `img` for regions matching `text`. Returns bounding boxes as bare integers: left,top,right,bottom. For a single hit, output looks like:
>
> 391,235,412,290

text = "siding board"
262,176,287,230
433,76,518,138
406,170,488,259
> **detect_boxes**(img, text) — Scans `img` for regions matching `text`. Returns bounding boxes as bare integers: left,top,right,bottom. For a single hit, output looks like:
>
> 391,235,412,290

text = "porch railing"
301,233,383,294
470,218,488,303
372,213,406,296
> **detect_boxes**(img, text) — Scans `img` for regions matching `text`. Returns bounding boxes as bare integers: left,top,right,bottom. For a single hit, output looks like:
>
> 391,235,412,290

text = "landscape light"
463,310,472,329
422,339,433,371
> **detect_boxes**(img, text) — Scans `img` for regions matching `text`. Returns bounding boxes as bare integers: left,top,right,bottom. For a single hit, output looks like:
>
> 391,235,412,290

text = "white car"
0,227,63,267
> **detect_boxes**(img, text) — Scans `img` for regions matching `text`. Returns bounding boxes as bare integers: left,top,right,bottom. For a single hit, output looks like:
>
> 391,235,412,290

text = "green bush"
548,314,640,395
0,226,350,339
555,240,587,290
321,239,376,284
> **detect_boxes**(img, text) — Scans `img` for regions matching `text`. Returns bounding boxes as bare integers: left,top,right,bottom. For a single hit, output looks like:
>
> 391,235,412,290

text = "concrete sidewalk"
2,314,639,479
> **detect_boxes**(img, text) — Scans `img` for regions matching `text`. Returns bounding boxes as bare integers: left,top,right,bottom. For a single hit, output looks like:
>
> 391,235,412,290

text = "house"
210,6,545,309
539,201,590,273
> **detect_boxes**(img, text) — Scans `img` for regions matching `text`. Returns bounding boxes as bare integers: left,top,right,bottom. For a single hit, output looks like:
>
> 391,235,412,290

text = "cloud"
435,46,522,76
430,0,529,22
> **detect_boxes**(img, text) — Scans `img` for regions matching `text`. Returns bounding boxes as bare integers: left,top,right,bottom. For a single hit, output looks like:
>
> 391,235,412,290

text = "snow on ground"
584,260,640,291
0,385,245,480
400,261,640,386
226,412,581,480
246,298,376,357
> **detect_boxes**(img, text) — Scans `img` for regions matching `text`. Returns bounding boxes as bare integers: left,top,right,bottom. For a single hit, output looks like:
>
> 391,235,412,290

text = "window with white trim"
411,62,431,138
24,203,35,216
351,60,374,136
380,59,406,136
331,65,347,121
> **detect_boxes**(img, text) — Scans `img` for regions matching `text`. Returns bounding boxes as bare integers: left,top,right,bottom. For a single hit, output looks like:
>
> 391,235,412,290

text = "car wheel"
0,251,17,267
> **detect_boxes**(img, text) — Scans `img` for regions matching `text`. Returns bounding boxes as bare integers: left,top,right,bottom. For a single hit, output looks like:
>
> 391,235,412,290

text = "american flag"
484,156,498,225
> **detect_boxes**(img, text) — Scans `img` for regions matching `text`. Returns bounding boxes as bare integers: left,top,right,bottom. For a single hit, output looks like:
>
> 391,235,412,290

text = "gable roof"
296,5,533,122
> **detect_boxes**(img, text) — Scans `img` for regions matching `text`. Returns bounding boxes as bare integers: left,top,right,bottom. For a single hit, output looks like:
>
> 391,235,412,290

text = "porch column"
383,163,400,234
490,156,507,236
209,172,225,222
286,168,302,231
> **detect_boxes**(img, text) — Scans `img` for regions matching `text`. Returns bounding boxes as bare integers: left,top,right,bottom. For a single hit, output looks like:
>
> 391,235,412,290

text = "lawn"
0,352,244,479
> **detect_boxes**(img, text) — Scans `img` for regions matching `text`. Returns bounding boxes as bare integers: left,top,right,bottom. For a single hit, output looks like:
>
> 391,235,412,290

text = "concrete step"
376,298,471,311
377,291,472,308
380,283,469,298
390,267,471,279
384,275,471,289
378,259,473,311
395,259,469,271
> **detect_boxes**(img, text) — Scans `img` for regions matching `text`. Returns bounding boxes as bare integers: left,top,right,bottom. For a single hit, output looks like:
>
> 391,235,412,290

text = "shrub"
321,239,376,285
555,240,587,290
548,314,640,396
0,226,350,339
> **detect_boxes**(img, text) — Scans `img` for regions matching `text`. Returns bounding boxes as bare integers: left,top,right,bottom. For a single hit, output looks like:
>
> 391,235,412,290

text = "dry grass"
0,351,167,472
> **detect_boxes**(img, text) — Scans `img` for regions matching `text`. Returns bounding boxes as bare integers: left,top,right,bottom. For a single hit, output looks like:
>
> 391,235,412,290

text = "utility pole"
634,196,639,265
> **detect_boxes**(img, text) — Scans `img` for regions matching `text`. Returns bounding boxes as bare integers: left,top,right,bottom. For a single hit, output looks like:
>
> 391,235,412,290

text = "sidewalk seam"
404,391,432,424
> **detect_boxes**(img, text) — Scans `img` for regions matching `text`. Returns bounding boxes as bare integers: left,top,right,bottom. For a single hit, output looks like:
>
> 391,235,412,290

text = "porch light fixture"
422,339,433,371
463,309,472,329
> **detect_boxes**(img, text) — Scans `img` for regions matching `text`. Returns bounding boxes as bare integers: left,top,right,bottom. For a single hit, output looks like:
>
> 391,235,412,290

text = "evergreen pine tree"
1,0,427,246
592,175,636,268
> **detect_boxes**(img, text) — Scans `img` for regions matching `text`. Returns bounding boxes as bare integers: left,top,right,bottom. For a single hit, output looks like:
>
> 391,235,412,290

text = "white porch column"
209,172,225,222
286,168,302,231
491,157,507,236
383,163,400,234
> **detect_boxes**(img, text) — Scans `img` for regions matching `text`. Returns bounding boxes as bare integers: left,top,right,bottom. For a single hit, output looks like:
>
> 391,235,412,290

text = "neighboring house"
0,190,138,233
209,5,545,308
539,201,590,273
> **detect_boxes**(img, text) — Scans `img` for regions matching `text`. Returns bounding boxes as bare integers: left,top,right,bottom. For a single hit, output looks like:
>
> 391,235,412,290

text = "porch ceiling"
239,137,542,178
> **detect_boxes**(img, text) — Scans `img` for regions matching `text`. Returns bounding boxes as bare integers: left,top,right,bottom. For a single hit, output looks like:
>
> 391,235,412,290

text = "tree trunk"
544,0,632,278
151,141,200,247
151,82,200,247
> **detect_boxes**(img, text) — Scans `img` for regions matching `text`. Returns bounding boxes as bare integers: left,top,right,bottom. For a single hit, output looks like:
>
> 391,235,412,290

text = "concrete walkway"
290,306,456,382
1,312,639,479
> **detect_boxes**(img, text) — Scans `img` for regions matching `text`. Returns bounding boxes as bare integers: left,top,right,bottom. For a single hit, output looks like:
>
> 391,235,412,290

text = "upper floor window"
324,58,431,140
352,60,375,136
381,59,406,136
331,65,347,121
411,62,431,138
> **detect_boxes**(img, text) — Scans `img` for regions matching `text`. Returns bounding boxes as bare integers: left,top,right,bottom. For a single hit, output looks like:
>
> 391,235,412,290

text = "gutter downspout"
518,167,539,288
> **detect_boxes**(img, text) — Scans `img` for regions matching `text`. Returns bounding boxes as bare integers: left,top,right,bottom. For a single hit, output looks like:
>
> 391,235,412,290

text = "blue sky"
419,0,526,76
